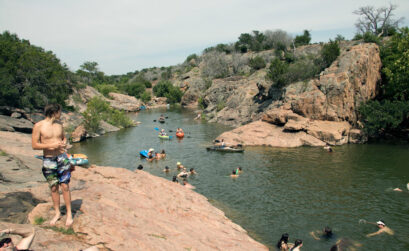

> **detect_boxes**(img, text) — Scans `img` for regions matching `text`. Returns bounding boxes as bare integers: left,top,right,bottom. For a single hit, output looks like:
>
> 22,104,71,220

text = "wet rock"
349,129,368,144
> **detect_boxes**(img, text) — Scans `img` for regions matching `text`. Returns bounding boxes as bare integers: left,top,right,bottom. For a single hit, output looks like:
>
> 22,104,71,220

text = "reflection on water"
70,107,409,250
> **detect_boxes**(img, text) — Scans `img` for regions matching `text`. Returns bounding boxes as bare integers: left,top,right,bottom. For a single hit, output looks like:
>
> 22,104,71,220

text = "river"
70,107,409,250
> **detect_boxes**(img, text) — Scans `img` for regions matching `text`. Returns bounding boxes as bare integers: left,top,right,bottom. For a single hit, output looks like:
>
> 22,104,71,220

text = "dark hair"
232,170,236,175
190,168,194,172
292,239,302,249
276,233,289,248
165,166,169,169
44,104,61,118
161,150,166,154
137,164,143,170
330,244,338,251
324,226,332,237
172,176,178,182
0,238,12,248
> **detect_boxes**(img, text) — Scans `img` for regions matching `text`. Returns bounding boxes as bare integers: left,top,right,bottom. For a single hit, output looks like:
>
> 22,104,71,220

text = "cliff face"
0,131,267,251
181,42,381,146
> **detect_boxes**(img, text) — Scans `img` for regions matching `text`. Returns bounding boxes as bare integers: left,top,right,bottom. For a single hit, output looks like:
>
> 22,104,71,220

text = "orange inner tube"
176,132,184,138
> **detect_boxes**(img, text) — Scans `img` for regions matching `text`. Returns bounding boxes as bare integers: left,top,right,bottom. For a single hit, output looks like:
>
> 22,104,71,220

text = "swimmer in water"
366,220,394,237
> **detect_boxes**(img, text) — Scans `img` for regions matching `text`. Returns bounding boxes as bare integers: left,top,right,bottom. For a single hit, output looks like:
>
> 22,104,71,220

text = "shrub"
82,97,134,133
249,56,266,70
121,82,146,98
363,32,380,44
216,101,226,112
140,91,151,103
359,100,409,137
186,54,198,63
96,84,119,97
266,58,289,87
320,40,340,68
153,81,183,103
201,51,229,79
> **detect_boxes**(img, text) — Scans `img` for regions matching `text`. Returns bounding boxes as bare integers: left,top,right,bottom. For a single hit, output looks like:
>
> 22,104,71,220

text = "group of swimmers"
168,162,196,189
276,219,395,251
146,148,166,161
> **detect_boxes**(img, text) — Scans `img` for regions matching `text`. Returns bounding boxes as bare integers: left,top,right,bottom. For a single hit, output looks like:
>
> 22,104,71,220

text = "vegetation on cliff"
0,31,75,109
359,27,409,138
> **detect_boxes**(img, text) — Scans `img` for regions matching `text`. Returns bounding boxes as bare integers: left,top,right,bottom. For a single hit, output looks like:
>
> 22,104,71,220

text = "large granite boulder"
71,125,87,143
0,115,33,133
108,92,142,112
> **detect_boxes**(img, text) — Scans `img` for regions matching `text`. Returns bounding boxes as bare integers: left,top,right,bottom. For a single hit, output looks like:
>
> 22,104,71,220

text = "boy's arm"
1,228,35,250
366,229,382,237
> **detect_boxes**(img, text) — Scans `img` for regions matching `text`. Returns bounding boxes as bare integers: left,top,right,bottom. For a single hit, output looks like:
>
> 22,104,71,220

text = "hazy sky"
1,0,408,75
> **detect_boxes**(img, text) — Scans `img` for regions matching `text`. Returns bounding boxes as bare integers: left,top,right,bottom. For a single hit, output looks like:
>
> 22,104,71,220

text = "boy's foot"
66,215,73,226
50,212,61,225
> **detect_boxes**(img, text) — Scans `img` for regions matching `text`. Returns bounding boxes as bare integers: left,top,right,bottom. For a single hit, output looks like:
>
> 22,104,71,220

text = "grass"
44,226,76,235
0,150,7,156
33,217,46,225
148,233,167,240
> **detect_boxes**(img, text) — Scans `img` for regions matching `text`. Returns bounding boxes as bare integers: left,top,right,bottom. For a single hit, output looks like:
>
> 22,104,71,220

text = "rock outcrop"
0,115,33,133
193,42,381,147
0,131,267,251
108,92,142,112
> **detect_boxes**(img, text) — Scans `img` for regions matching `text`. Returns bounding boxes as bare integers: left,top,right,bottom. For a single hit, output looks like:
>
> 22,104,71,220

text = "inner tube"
176,132,184,138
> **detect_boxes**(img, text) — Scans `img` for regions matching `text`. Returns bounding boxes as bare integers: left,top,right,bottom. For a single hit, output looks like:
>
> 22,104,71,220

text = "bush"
82,97,134,133
121,82,146,98
140,91,151,103
363,32,380,44
96,84,119,97
153,81,183,103
359,100,409,137
201,51,229,79
266,58,289,87
320,40,340,68
249,56,266,70
186,54,198,63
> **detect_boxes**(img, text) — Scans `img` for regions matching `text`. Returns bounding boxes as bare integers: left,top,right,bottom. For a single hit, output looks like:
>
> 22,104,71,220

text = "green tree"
0,31,74,109
267,58,289,87
294,30,311,47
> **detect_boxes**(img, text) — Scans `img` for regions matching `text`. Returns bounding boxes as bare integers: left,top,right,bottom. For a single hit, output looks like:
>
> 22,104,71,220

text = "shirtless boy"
31,104,73,226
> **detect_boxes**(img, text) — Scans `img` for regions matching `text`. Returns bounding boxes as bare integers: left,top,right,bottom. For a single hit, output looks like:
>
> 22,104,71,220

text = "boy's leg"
61,183,73,226
50,184,61,225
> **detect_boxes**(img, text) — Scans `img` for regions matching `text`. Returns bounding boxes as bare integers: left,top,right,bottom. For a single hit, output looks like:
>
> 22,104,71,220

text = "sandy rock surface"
0,131,267,251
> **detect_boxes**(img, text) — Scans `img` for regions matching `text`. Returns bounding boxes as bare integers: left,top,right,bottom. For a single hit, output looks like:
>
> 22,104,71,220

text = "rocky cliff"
179,42,381,146
0,131,267,250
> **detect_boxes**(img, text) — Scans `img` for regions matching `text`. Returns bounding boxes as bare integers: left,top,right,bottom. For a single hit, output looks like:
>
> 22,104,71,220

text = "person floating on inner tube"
176,128,184,134
160,129,167,136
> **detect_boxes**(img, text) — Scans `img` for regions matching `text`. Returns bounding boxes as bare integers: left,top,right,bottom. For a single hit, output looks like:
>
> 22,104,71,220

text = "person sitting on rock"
0,227,35,251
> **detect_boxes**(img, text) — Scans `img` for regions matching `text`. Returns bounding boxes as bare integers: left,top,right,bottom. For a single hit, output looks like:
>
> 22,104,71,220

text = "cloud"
1,0,408,74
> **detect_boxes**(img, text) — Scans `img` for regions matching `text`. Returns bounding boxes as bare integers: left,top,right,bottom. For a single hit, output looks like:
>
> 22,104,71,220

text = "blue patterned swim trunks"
42,152,72,187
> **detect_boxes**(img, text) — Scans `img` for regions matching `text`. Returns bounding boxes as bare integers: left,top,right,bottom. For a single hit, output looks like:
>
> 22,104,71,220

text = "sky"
1,0,408,75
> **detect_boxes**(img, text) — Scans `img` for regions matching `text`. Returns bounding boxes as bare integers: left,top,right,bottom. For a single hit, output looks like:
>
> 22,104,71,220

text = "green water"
70,107,409,250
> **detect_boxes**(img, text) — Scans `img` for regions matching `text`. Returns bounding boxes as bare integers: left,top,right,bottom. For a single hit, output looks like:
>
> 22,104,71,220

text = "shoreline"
0,131,268,250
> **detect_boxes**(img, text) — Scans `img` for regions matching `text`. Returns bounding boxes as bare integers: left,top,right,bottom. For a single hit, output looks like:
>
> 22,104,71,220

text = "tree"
320,40,340,68
353,4,404,37
294,30,311,47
